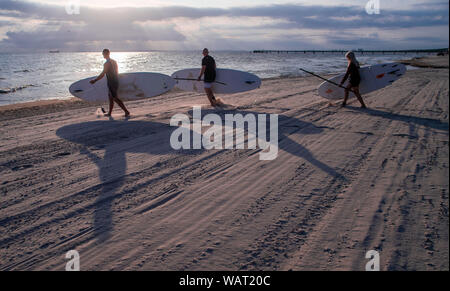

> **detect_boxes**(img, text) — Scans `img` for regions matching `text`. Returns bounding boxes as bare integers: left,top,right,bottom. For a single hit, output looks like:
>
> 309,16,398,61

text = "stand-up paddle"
172,78,258,86
299,68,357,94
172,78,227,86
172,68,261,94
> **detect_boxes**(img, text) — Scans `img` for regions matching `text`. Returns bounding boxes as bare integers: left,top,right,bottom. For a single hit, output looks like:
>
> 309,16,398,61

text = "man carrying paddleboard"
340,51,367,108
90,49,130,117
197,48,218,107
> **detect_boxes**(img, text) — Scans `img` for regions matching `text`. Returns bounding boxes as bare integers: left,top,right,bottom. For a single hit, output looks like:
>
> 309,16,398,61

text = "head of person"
345,51,359,67
202,48,209,57
102,49,110,59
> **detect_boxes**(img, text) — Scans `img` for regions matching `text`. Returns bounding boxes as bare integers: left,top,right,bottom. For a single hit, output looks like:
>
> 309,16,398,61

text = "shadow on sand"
346,106,449,132
56,110,343,242
189,108,345,179
56,118,198,242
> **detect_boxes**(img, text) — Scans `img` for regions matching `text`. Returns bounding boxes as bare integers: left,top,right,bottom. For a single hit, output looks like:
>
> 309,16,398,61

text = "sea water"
0,51,426,106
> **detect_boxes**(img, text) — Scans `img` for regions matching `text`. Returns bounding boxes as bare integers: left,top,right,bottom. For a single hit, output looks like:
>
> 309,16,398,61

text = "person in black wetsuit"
339,51,367,108
197,48,218,107
90,49,130,117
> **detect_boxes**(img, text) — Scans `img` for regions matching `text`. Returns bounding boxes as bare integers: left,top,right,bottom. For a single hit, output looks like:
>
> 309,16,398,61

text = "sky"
0,0,448,52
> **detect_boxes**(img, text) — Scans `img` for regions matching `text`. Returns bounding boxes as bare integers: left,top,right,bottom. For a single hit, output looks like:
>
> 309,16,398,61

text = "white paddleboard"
317,63,406,100
69,72,175,102
172,68,261,94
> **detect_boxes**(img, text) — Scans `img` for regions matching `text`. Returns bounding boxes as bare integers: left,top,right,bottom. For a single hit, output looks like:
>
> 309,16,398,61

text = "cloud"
412,1,450,9
403,36,449,43
2,1,448,28
3,21,185,49
0,0,448,51
0,20,12,27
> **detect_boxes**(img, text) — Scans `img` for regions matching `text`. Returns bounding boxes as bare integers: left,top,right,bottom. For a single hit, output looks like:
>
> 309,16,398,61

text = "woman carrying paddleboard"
340,51,367,108
90,49,130,117
197,48,218,107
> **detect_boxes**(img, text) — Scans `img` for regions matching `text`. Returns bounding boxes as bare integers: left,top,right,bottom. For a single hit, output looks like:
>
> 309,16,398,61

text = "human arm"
198,65,206,81
90,62,110,84
340,64,351,86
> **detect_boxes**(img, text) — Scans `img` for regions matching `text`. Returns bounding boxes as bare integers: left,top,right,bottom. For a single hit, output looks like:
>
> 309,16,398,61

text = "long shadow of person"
56,118,200,242
346,106,449,132
57,109,345,242
188,108,345,180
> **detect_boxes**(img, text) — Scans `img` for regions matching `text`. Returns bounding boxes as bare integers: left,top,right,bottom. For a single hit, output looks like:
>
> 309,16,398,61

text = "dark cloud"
0,20,12,27
0,0,448,51
226,4,449,29
4,22,185,49
1,1,448,28
412,1,449,9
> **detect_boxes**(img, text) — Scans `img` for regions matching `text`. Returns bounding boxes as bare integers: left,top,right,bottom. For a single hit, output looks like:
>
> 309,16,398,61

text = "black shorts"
204,72,216,83
349,77,360,87
108,82,119,99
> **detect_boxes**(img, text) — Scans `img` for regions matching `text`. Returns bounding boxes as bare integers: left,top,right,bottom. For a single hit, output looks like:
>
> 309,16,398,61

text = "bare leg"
353,87,367,108
106,94,114,116
113,97,130,116
204,88,217,107
342,84,351,107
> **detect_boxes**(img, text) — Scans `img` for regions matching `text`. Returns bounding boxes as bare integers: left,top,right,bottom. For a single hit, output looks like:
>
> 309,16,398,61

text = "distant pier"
252,48,449,55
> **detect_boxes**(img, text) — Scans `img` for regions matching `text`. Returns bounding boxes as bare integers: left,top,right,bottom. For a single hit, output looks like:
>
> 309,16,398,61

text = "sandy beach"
0,56,448,271
400,55,449,69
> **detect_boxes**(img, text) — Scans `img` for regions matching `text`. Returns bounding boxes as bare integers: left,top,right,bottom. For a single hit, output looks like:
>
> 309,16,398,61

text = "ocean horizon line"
0,48,448,54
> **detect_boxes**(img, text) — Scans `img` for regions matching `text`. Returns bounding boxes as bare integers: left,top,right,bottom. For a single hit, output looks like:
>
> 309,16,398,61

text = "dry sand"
0,57,448,271
400,54,449,69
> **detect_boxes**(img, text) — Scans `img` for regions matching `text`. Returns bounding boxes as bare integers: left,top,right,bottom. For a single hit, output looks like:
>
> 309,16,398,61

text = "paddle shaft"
173,78,227,86
299,68,357,94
